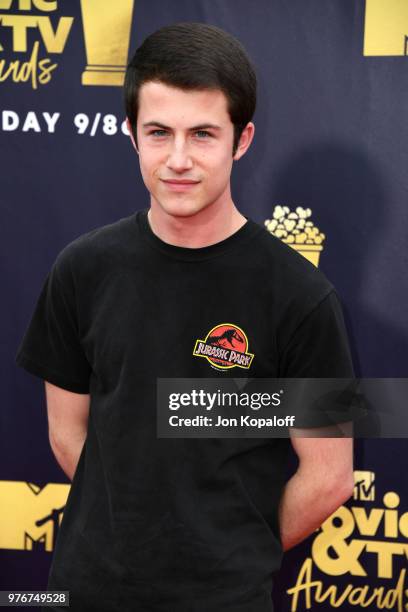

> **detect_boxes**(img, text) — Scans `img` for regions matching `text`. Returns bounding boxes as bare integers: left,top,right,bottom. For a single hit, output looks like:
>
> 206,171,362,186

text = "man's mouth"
161,179,200,184
160,179,200,191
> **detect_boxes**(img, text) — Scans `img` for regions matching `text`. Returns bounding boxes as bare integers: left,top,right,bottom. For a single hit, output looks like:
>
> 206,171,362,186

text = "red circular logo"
205,323,248,368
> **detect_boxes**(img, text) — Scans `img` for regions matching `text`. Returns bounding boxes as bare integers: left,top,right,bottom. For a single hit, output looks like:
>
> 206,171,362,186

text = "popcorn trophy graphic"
80,0,134,86
265,206,325,267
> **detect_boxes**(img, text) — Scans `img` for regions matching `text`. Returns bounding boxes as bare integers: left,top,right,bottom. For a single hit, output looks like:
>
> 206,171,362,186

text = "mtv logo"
0,480,70,552
353,470,375,502
364,0,408,56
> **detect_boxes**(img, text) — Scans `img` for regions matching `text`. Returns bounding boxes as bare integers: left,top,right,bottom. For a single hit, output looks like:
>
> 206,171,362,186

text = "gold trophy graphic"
80,0,135,86
265,206,325,267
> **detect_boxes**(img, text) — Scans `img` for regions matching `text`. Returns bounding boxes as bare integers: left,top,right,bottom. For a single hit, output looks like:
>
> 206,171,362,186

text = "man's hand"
279,433,354,551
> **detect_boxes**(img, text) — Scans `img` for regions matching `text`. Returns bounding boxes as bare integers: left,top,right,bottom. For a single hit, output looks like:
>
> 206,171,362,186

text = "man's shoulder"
53,212,137,281
251,226,347,362
61,212,136,255
251,223,333,299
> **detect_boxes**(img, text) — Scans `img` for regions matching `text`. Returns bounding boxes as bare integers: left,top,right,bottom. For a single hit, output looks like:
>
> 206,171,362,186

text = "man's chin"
155,200,209,219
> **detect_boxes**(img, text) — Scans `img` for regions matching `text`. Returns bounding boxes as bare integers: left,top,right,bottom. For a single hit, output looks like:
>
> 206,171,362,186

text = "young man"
16,22,354,612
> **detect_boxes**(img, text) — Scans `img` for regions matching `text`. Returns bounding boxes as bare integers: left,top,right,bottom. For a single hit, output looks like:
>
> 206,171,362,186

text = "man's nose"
166,137,193,172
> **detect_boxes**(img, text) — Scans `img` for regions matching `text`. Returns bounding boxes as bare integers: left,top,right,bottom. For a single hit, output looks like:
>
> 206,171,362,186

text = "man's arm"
45,381,90,481
278,434,354,552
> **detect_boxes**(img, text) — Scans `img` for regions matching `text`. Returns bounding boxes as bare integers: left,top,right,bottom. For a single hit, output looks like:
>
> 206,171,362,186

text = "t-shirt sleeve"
279,289,356,428
15,252,92,394
279,289,355,377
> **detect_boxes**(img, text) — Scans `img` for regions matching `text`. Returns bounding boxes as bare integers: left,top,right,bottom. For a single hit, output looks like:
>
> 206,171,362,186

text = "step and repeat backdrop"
2,1,408,610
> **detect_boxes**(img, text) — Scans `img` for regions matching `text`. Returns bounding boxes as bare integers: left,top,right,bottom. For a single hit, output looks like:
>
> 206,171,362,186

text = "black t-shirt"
15,208,354,612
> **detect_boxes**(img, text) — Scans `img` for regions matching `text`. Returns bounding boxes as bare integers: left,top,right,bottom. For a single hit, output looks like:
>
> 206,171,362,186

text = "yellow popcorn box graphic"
265,206,325,268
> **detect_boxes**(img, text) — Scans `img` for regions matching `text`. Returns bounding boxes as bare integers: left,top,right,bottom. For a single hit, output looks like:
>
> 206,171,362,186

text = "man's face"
127,81,253,218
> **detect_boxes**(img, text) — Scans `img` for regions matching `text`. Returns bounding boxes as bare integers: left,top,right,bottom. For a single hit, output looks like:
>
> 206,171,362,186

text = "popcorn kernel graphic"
265,206,325,267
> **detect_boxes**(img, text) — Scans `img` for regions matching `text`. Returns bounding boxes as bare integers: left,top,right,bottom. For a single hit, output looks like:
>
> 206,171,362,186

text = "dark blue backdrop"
2,1,407,609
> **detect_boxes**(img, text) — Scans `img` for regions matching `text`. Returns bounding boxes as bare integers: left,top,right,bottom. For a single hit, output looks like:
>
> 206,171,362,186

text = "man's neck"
147,201,247,248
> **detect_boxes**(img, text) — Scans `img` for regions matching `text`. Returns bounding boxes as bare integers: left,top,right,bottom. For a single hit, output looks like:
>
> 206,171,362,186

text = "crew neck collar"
135,207,262,262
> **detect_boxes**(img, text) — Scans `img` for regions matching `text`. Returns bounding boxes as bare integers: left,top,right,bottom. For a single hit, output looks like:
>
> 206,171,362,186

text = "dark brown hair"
124,22,257,155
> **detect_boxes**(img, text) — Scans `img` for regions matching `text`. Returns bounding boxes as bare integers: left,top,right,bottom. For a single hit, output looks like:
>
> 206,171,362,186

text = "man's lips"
161,179,200,184
160,178,200,191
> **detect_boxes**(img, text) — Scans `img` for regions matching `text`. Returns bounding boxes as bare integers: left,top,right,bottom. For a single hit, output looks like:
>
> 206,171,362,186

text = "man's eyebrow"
142,121,222,130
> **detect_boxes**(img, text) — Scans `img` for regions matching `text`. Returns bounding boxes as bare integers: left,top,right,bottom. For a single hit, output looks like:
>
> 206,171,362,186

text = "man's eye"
148,129,211,138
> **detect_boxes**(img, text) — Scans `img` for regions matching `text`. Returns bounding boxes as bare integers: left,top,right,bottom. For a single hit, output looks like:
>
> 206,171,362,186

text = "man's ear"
233,122,255,161
126,117,139,154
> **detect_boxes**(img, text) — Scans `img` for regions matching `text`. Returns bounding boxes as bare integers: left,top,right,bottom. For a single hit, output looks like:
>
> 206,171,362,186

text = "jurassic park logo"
193,323,254,371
